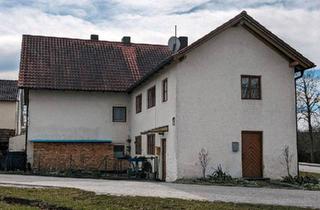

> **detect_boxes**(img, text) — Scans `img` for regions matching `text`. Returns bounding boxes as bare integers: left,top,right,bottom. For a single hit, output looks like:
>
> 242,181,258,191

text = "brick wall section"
33,143,129,172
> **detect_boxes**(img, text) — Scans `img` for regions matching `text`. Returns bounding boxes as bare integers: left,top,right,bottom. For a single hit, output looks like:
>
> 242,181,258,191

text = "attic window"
241,75,261,100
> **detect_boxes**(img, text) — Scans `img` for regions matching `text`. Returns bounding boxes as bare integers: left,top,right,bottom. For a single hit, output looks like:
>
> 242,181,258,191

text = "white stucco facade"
26,90,130,163
0,101,17,130
129,66,178,181
174,26,297,179
25,25,299,180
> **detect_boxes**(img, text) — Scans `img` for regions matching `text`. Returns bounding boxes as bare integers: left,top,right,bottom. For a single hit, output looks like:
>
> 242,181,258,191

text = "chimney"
90,34,99,41
178,36,188,49
122,36,131,44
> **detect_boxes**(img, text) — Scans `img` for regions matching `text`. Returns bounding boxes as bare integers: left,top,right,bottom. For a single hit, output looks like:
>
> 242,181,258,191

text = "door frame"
241,131,263,178
161,138,166,181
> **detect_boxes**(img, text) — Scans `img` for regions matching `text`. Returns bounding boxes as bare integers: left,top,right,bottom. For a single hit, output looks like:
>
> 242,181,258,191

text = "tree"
280,145,293,176
198,148,209,179
296,71,320,163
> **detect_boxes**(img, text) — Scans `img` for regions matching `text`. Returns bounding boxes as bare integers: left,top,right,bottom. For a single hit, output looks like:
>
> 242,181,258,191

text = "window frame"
162,78,168,102
136,94,142,114
135,136,142,155
147,86,156,109
112,106,127,122
241,75,262,100
147,134,155,155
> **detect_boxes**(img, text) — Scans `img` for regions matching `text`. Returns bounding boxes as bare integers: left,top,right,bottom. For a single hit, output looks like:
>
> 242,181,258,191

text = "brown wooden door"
242,131,263,178
161,139,166,181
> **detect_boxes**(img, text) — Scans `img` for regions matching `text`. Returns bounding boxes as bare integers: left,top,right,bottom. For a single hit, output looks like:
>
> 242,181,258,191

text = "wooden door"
242,131,263,178
161,139,166,181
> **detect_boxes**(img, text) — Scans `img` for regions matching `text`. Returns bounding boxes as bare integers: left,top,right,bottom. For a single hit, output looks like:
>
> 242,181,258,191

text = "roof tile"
19,35,172,91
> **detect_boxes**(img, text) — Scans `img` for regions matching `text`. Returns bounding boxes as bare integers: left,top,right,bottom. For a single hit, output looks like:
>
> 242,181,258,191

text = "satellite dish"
168,36,181,53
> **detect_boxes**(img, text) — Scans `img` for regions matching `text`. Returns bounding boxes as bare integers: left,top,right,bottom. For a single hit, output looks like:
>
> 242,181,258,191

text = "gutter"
294,68,304,177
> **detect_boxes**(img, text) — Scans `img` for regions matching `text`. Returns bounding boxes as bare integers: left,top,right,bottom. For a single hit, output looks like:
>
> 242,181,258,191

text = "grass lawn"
0,186,312,210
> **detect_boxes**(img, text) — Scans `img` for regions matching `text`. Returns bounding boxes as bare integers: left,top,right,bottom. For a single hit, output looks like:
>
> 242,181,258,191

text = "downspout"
24,88,29,171
294,68,304,177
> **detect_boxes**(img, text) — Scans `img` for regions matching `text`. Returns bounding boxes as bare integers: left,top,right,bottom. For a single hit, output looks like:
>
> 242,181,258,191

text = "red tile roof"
19,35,171,92
0,80,18,101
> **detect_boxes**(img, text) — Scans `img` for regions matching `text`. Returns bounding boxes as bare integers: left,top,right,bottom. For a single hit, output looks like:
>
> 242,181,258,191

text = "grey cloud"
173,0,320,15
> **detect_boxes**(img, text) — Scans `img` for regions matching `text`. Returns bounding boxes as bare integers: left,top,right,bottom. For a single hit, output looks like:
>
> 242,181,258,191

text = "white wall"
0,101,16,130
175,26,297,179
9,134,25,152
27,90,130,163
129,67,178,181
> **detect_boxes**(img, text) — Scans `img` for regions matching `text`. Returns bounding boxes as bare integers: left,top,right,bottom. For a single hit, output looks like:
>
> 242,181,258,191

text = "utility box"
232,142,239,152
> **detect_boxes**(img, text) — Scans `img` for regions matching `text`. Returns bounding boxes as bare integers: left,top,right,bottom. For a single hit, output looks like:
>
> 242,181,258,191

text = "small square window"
114,145,125,158
241,75,261,100
112,106,126,122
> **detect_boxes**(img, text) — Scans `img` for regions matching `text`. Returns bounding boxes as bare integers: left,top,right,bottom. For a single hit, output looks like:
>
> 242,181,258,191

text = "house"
0,80,23,156
18,11,315,181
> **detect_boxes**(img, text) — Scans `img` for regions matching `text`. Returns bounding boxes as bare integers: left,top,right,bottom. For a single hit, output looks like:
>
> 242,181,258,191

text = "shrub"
208,164,233,182
282,175,319,185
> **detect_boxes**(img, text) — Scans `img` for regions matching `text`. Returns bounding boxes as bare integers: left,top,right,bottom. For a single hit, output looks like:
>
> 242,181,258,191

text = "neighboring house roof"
128,11,316,92
19,35,172,91
0,80,18,101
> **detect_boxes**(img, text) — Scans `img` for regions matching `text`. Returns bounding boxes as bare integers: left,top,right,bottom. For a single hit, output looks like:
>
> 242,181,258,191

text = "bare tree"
198,148,209,179
296,71,320,163
280,145,293,176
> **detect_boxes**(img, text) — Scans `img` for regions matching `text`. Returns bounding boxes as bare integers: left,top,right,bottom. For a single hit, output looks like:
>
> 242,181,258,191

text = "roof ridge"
22,34,169,48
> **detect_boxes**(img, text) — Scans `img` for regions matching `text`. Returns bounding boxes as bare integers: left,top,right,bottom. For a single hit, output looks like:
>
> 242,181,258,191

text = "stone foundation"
33,142,128,172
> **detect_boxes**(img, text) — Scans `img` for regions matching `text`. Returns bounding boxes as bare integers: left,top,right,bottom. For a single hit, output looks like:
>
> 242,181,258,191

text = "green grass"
0,186,312,210
0,201,37,210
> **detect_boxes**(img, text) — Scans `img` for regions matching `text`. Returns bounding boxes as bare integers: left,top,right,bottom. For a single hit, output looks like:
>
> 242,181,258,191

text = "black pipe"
294,68,304,176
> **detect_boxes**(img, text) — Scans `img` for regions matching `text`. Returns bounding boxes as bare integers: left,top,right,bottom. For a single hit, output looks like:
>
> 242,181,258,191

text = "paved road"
0,174,319,208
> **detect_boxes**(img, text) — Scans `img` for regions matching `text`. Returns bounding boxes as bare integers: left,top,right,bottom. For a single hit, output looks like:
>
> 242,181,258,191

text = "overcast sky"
0,0,319,79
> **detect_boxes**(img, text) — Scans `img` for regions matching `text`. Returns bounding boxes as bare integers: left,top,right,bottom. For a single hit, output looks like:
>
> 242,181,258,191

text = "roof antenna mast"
175,25,177,37
168,25,181,53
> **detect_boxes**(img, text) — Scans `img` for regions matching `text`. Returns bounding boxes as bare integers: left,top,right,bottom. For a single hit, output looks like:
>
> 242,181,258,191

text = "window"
147,86,156,108
241,75,261,99
147,134,155,155
135,136,142,155
114,145,125,158
112,106,126,122
136,94,142,113
162,78,168,102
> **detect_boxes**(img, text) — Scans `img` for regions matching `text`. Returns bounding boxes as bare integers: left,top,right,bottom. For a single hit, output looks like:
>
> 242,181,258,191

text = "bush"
208,165,233,182
282,175,319,185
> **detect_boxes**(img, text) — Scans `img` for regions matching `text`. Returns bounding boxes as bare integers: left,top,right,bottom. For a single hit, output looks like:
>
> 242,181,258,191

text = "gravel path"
0,174,319,208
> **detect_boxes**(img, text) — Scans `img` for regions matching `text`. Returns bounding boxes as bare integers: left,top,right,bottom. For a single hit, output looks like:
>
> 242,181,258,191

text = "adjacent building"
18,11,315,181
0,80,21,156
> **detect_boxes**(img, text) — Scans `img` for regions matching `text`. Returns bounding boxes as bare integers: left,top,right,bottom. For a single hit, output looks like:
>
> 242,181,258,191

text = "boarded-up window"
136,94,142,113
147,134,155,155
162,78,168,102
241,75,261,99
113,106,126,122
135,136,142,155
147,86,156,108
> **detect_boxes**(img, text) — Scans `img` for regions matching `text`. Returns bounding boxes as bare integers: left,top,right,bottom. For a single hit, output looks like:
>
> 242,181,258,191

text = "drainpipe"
294,68,304,177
